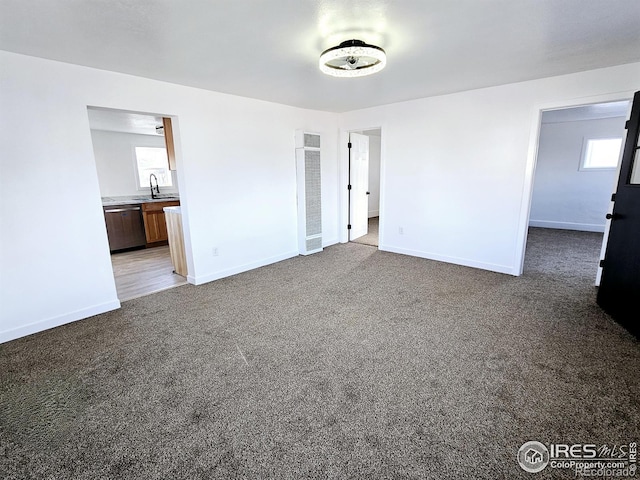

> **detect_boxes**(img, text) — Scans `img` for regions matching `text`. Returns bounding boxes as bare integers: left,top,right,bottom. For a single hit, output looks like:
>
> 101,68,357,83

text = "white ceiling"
2,1,639,112
87,107,164,136
542,100,631,124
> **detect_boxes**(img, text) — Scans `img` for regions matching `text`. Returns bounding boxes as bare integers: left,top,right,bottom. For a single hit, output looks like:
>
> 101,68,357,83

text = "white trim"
339,129,350,243
322,236,339,248
368,210,380,218
542,115,627,125
0,300,121,344
528,220,605,233
378,130,386,248
187,250,299,285
515,107,543,276
380,245,517,276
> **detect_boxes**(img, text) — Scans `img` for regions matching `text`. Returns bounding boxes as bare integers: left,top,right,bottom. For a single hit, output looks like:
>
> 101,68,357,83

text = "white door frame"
516,91,635,280
338,126,384,245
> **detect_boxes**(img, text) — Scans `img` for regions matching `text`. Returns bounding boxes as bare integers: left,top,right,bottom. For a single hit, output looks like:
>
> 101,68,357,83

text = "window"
580,137,622,170
134,147,173,188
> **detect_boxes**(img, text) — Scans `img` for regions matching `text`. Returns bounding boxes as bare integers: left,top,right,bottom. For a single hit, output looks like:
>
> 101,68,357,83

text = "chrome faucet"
149,174,160,199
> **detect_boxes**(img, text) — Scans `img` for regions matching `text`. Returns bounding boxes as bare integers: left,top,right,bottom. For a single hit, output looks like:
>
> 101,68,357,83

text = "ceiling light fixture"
319,39,386,78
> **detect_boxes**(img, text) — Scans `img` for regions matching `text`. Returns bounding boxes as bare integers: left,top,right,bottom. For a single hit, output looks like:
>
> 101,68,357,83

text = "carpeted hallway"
351,216,379,247
1,228,638,479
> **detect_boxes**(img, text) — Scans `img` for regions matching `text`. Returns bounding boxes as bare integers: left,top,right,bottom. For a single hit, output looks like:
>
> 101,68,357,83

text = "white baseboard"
0,300,121,344
379,244,518,276
322,237,339,248
368,210,379,218
528,220,605,233
189,250,299,285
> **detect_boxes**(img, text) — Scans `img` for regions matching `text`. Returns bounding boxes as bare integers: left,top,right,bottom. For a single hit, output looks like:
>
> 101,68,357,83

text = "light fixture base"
319,39,386,78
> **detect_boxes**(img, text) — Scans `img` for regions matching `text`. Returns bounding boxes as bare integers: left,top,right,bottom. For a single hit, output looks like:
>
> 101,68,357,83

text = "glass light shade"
319,40,386,78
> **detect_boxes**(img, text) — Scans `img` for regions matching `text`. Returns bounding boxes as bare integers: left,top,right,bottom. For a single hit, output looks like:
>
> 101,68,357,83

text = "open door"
349,132,370,241
597,90,640,338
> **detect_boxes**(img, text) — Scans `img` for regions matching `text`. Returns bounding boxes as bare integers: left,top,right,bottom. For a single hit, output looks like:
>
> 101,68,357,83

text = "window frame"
132,146,176,191
579,136,623,172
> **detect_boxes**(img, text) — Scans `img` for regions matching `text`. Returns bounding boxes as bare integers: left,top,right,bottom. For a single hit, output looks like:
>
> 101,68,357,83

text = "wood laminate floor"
111,246,187,301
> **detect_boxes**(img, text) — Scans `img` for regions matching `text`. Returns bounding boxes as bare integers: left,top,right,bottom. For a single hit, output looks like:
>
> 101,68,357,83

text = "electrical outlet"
212,247,219,256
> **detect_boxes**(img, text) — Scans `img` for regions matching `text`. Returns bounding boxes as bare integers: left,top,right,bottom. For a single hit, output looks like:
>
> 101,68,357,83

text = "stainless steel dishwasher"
103,204,146,252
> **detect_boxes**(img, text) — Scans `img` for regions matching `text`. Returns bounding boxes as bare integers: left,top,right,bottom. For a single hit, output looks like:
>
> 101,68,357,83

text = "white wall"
529,116,625,232
0,51,339,343
91,130,179,197
339,62,640,275
2,49,639,343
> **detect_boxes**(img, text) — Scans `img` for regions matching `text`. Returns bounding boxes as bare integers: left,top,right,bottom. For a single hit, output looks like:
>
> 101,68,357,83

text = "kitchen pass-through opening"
87,106,187,301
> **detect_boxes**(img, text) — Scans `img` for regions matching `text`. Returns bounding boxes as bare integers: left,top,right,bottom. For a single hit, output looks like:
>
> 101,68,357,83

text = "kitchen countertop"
102,195,180,207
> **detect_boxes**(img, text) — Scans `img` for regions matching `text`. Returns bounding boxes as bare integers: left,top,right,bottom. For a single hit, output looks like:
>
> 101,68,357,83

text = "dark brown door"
597,90,640,338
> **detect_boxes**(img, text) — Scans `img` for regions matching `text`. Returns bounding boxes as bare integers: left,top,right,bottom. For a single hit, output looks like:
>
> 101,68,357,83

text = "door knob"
366,191,370,195
606,213,619,220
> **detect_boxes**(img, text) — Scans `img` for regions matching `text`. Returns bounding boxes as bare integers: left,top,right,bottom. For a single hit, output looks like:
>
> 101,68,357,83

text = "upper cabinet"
163,117,177,171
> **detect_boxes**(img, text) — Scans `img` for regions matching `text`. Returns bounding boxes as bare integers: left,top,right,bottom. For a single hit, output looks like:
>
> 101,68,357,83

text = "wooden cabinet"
142,201,180,245
163,117,177,171
103,205,146,252
164,206,187,277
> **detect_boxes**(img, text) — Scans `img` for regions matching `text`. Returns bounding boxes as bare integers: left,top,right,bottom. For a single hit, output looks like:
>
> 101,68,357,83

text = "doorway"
110,246,186,301
87,107,187,301
348,128,381,247
524,99,631,280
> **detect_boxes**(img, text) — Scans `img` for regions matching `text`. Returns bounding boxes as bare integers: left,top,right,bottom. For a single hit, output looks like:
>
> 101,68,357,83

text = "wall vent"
296,130,321,149
295,130,322,255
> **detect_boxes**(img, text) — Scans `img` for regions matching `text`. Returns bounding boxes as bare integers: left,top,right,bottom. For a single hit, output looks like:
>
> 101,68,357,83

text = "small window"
580,137,622,170
631,133,640,184
134,147,173,188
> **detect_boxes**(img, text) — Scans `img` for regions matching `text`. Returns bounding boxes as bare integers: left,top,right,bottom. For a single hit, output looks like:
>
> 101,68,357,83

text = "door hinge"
599,259,605,268
611,193,616,202
347,184,352,190
348,142,352,149
625,120,630,130
347,224,352,230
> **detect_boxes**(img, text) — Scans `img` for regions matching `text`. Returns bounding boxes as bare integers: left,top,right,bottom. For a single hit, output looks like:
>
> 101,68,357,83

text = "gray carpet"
1,227,638,479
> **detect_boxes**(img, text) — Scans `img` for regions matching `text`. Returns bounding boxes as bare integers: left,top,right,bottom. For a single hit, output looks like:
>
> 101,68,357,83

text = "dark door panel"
597,90,640,338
